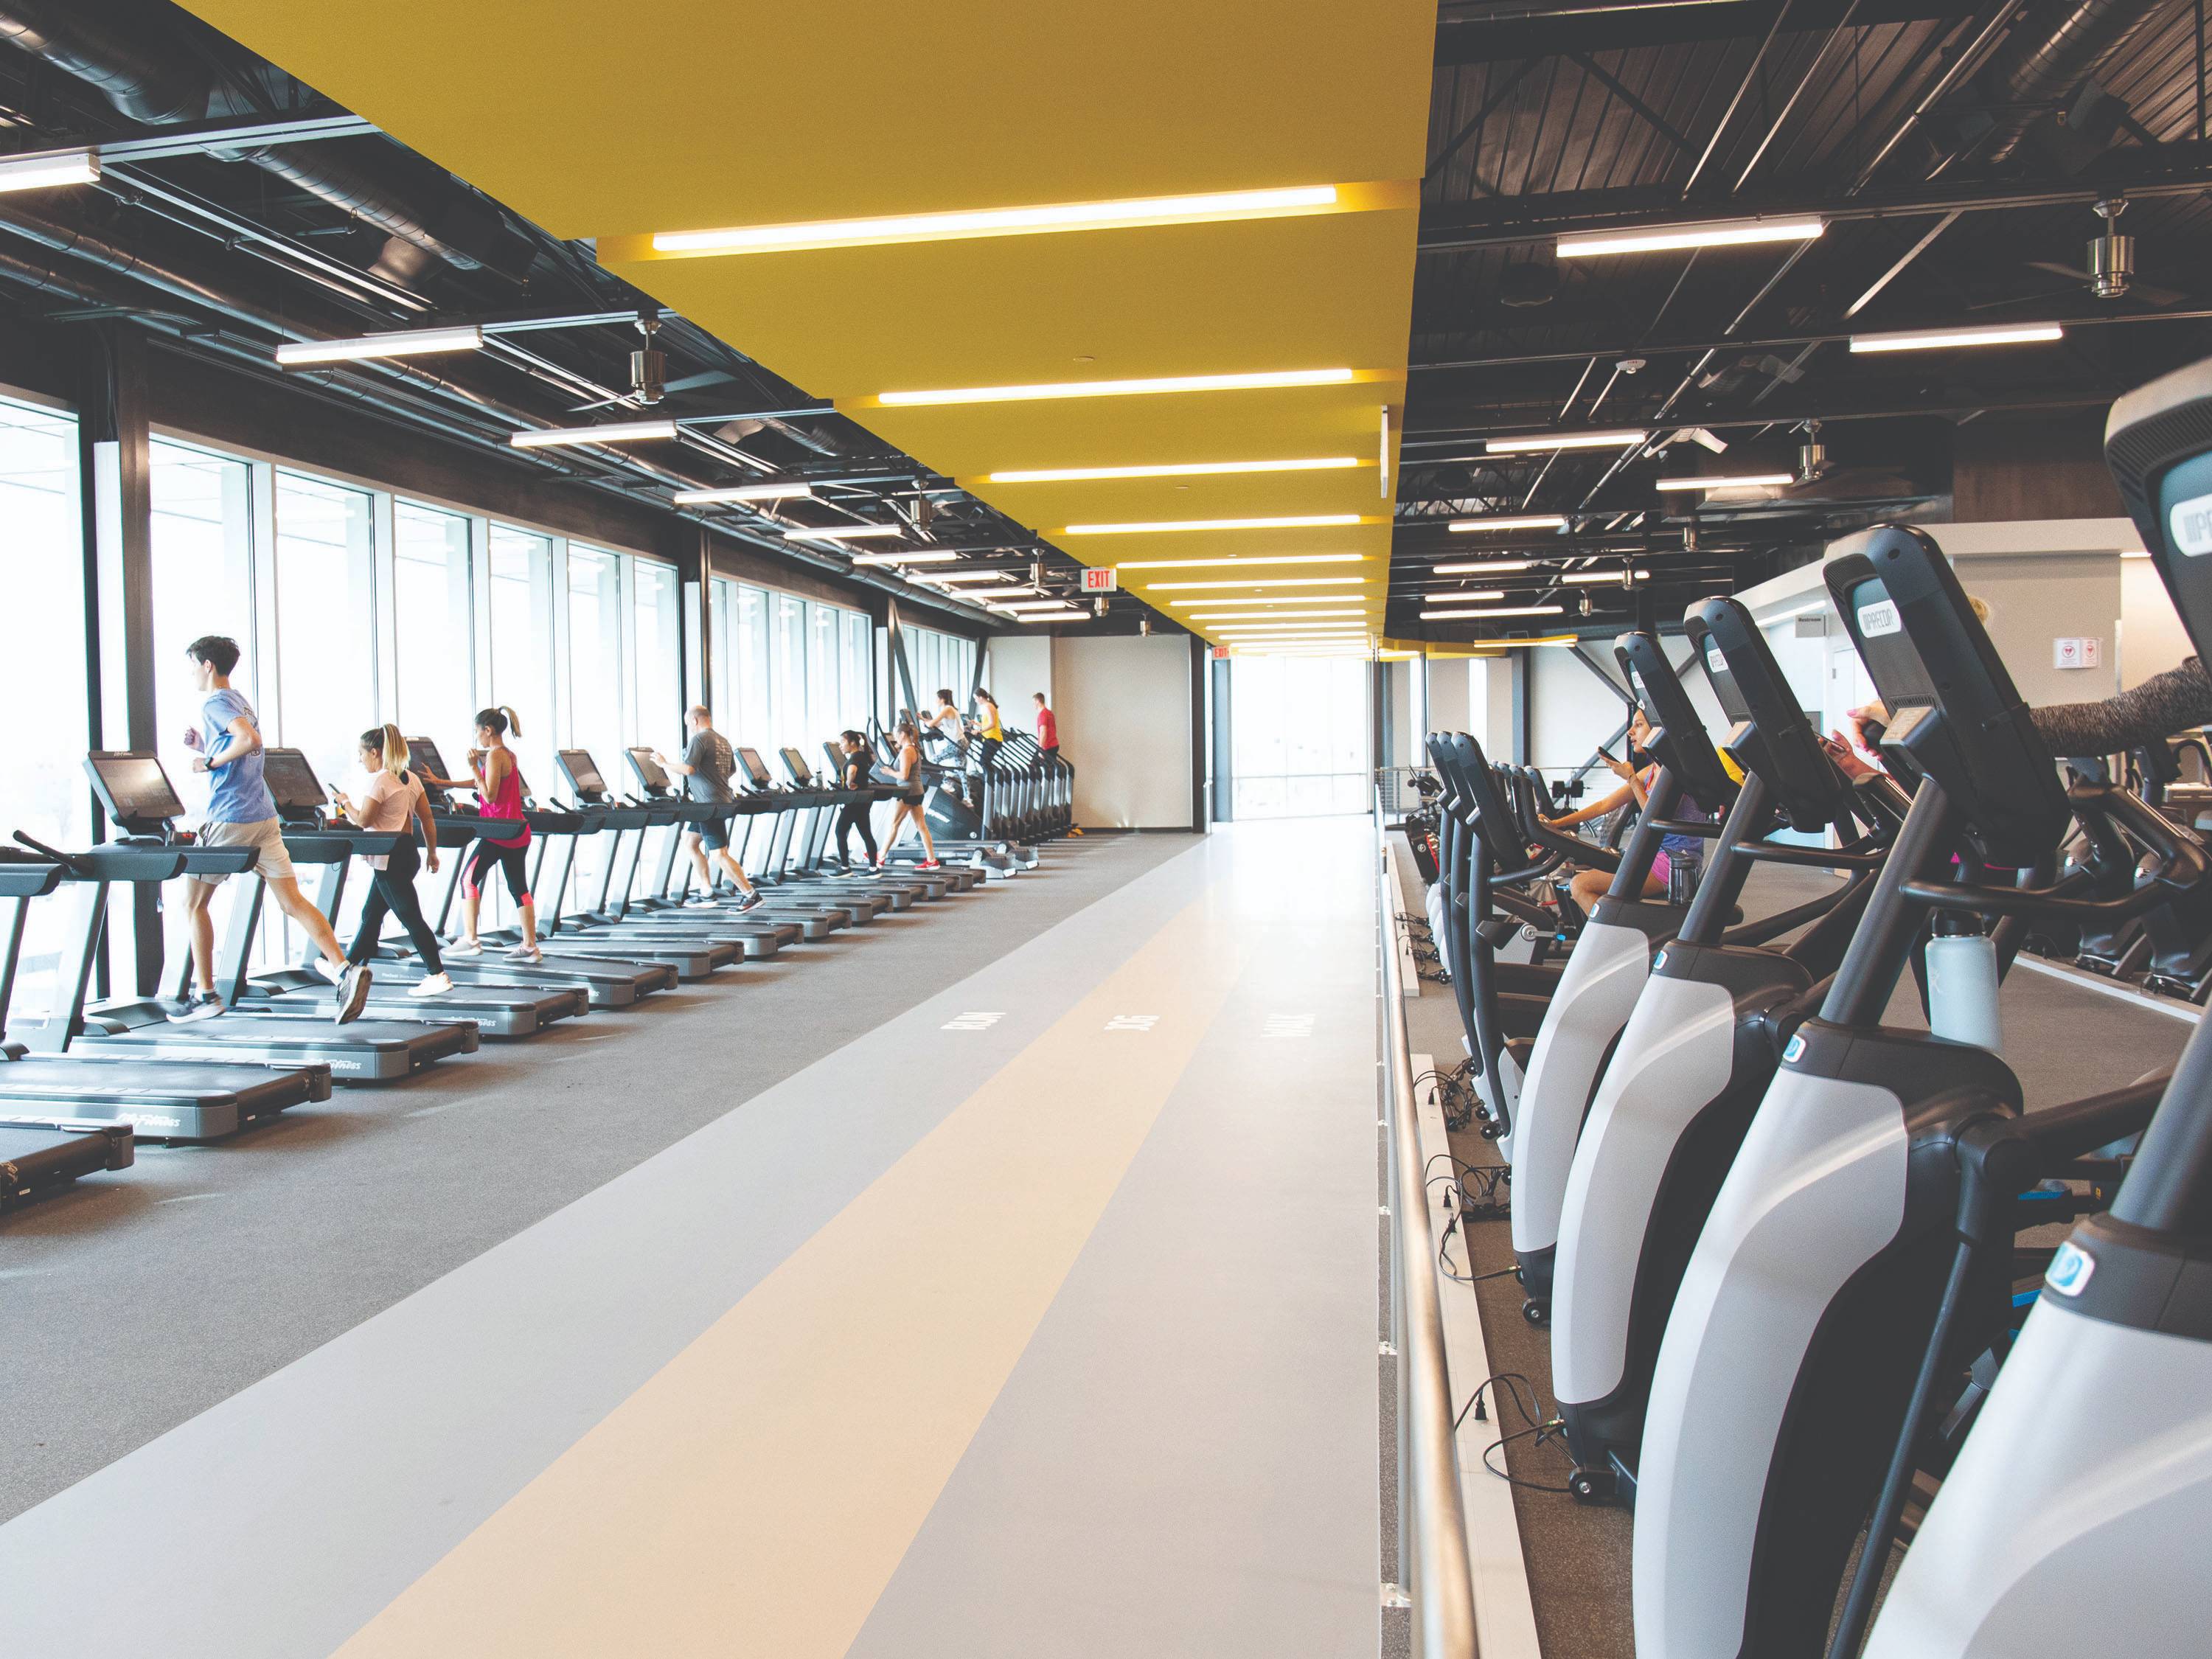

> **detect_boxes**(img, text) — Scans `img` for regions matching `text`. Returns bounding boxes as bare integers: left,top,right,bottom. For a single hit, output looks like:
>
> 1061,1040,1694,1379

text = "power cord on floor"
1454,1374,1576,1495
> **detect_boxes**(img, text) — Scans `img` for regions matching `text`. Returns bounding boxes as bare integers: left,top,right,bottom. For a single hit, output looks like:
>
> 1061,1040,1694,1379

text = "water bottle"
1926,925,2003,1054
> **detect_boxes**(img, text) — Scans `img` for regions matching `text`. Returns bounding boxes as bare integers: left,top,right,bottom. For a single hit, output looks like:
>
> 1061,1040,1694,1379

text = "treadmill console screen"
560,748,608,799
736,747,774,787
626,746,671,793
780,746,813,784
261,748,330,813
406,737,456,797
86,751,187,824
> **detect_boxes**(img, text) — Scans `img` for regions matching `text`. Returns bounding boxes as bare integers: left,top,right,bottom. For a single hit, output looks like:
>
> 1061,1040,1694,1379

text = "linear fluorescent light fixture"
986,455,1360,484
1185,610,1366,622
1654,473,1792,491
1433,559,1534,576
653,184,1340,257
1559,571,1645,585
849,550,961,566
1007,610,1088,623
276,324,484,366
992,598,1080,610
878,367,1355,408
1113,553,1367,571
1064,513,1361,537
1171,594,1364,608
784,524,905,542
922,570,1015,585
1557,215,1824,260
670,481,815,505
1482,429,1648,455
1448,514,1567,532
1419,604,1567,620
1141,576,1366,591
511,419,681,449
1848,322,2065,353
0,147,99,192
1420,590,1507,602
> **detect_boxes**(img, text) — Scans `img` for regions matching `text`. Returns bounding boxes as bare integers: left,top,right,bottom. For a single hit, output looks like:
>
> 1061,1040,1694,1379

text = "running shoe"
917,859,943,871
334,963,374,1025
507,942,544,964
448,938,484,958
173,990,226,1023
315,956,347,987
684,896,720,909
408,973,454,998
735,891,765,913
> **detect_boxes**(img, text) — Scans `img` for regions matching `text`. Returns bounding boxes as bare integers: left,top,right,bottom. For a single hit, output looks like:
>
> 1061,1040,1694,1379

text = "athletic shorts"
197,816,295,885
692,816,731,852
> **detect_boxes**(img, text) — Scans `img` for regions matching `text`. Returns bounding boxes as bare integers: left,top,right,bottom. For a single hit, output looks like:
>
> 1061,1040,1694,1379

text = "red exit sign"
1079,566,1119,593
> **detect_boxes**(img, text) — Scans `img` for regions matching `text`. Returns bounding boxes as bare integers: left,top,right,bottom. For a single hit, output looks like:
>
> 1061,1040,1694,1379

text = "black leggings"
349,839,443,972
837,801,879,865
465,836,532,904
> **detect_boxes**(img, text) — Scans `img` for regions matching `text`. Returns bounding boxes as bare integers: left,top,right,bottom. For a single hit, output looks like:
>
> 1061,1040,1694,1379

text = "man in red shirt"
1034,691,1058,751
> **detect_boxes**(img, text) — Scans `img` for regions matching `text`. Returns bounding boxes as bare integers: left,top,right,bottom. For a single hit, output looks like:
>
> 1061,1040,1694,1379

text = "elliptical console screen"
626,746,671,793
261,748,329,813
86,751,187,824
736,747,774,787
559,748,608,799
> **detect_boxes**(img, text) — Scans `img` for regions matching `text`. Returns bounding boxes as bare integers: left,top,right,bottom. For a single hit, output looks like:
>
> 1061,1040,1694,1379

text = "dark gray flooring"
0,834,1194,1523
1395,852,2196,1659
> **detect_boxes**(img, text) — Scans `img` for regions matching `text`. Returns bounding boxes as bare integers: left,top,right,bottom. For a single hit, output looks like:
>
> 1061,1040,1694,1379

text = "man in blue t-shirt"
175,635,370,1024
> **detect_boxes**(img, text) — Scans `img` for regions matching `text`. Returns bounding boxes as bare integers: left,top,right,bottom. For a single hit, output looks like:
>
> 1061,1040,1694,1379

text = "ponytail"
501,706,523,737
473,706,521,738
359,724,411,771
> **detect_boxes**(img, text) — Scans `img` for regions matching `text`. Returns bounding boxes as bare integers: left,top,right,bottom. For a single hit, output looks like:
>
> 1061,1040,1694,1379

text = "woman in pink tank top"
448,706,540,963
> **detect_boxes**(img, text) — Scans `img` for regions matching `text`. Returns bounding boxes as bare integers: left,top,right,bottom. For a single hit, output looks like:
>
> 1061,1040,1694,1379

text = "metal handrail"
1378,793,1481,1656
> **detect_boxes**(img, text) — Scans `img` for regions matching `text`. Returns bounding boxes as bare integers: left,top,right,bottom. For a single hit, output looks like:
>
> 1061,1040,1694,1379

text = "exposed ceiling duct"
1949,0,2165,171
0,0,533,285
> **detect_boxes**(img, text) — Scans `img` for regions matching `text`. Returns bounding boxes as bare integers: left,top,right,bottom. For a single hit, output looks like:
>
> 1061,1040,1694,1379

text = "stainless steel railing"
1378,796,1480,1656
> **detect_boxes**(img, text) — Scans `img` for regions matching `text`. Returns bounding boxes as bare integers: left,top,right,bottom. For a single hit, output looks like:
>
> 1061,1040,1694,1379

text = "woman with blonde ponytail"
328,723,452,998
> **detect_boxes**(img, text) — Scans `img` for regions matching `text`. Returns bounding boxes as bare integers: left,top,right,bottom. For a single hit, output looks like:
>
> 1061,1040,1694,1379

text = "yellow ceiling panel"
177,3,1434,238
178,0,1433,642
599,205,1418,397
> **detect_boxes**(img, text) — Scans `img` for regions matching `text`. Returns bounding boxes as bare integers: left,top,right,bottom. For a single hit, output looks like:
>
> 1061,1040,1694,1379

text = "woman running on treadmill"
329,724,453,998
1543,708,1705,914
885,717,942,870
835,730,881,870
432,706,541,964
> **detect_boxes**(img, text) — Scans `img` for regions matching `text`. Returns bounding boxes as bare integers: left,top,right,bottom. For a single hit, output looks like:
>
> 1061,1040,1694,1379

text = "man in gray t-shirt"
653,705,762,910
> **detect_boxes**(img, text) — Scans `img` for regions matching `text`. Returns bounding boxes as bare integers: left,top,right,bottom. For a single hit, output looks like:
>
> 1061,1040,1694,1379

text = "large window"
1231,655,1371,818
150,442,257,799
806,602,841,744
393,501,474,740
632,557,683,755
841,611,872,736
485,525,557,796
565,544,625,789
7,397,88,1019
773,591,808,751
272,470,378,790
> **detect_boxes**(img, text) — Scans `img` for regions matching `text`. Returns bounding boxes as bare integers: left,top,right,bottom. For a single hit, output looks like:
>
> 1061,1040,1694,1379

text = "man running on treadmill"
175,634,372,1024
654,706,765,913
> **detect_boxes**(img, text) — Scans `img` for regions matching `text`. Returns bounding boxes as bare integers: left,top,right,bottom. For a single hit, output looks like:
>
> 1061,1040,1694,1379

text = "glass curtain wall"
1230,654,1372,818
632,557,683,759
272,470,378,790
392,501,474,741
484,525,557,798
565,545,626,787
7,397,88,1019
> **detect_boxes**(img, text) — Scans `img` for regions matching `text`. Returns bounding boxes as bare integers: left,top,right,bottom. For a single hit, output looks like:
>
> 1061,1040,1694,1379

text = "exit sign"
1080,566,1119,593
1211,644,1231,660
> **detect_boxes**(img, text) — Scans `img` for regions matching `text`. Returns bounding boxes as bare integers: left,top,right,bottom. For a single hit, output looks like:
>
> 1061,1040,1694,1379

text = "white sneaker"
448,938,484,958
409,973,454,998
315,956,346,987
507,943,543,964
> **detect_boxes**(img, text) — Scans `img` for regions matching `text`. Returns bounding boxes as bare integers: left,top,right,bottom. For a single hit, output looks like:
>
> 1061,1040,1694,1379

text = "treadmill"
0,845,140,1188
57,751,479,1088
552,748,808,954
2,827,335,1139
405,735,682,1002
739,746,970,899
509,787,737,981
208,748,587,1037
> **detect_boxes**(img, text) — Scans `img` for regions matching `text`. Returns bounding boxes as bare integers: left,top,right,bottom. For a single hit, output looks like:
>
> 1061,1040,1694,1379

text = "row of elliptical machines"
1415,355,2212,1657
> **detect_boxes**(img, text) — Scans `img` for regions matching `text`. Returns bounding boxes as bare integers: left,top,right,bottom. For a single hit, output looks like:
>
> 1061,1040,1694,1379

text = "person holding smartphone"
329,724,452,998
1543,709,1681,914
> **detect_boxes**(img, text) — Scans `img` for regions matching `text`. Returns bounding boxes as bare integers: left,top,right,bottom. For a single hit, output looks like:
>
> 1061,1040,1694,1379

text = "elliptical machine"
1631,524,2200,1659
1848,352,2212,1659
1550,596,1906,1503
1506,630,1741,1321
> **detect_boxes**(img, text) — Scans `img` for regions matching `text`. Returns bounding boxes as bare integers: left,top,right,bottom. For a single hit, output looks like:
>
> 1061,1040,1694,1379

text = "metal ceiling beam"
1434,0,1978,65
1416,145,2212,250
79,110,378,161
1409,304,2212,378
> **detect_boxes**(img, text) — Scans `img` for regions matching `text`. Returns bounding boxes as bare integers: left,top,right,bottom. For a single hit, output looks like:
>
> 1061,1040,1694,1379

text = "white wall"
1053,634,1194,829
2122,557,2191,689
984,635,1052,725
1427,658,1470,738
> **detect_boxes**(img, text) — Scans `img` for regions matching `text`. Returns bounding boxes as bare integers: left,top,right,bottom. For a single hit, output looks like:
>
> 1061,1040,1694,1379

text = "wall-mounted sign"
1080,566,1118,594
2053,636,2101,670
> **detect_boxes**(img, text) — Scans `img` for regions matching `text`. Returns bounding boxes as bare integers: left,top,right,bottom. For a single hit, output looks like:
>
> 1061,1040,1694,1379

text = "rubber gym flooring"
1,819,1385,1659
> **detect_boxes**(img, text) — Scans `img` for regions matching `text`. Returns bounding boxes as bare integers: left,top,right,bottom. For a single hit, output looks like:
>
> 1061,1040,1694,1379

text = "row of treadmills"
1,728,1065,1211
1414,357,2212,1658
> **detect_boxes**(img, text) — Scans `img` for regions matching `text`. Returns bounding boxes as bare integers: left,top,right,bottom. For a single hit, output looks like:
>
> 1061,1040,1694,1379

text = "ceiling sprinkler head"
1093,595,1107,616
1616,357,1646,375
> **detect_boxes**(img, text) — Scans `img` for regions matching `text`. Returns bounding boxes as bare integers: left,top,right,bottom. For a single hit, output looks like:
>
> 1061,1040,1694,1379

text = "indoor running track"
0,818,1381,1659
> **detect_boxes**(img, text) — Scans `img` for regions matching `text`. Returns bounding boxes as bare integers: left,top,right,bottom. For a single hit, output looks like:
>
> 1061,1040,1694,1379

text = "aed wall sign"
1080,567,1118,594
